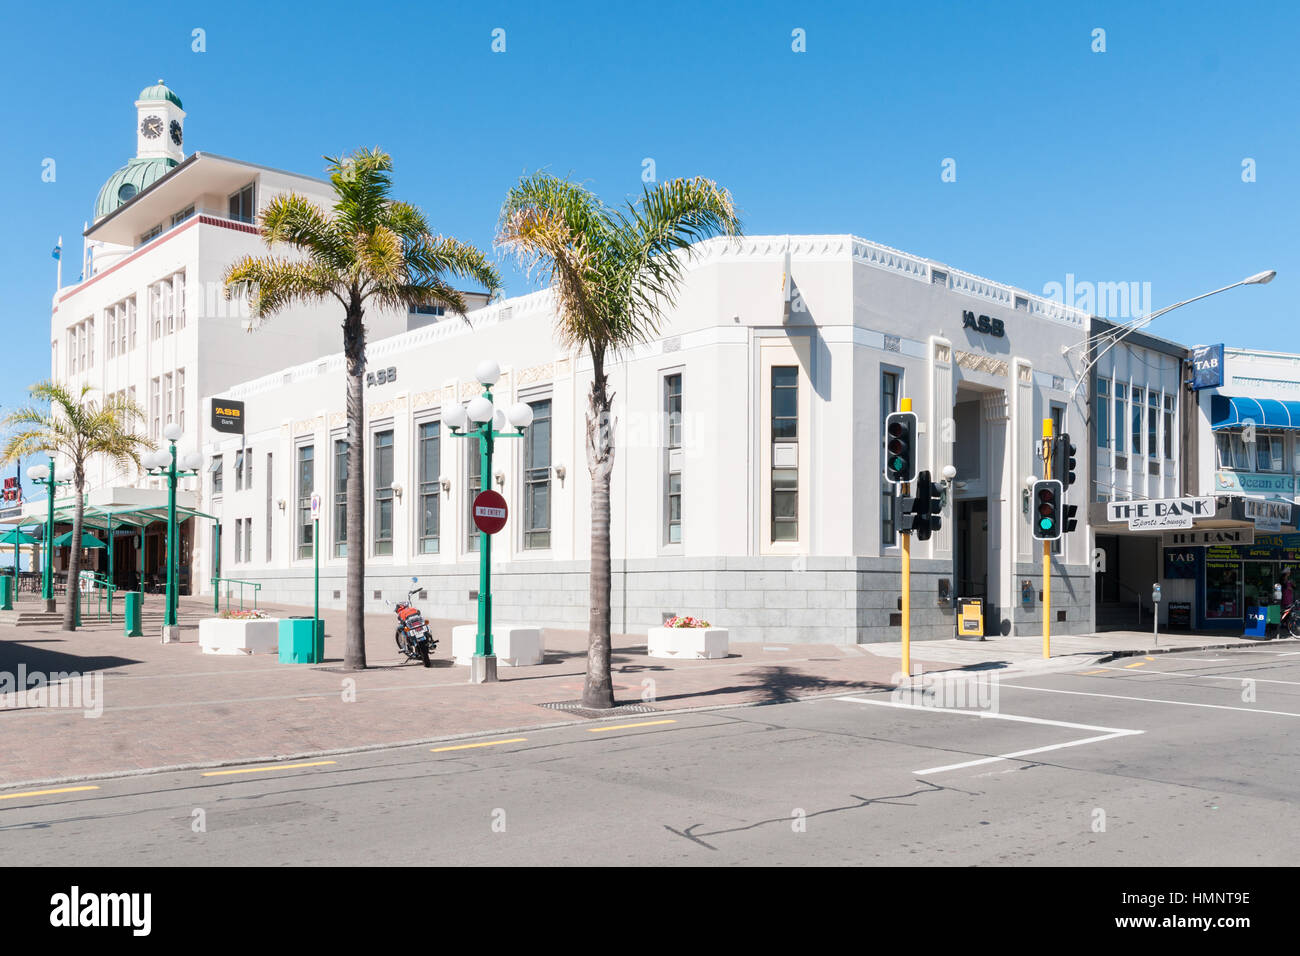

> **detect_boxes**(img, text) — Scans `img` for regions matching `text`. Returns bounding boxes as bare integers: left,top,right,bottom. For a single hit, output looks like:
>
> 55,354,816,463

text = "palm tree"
224,147,501,670
1,382,152,630
497,173,741,709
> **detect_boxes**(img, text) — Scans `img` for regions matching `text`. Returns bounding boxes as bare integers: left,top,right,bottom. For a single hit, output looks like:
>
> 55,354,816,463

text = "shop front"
1167,532,1300,632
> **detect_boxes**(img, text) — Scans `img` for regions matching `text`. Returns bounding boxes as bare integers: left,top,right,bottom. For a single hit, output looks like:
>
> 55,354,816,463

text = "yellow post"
901,397,912,677
1042,417,1053,659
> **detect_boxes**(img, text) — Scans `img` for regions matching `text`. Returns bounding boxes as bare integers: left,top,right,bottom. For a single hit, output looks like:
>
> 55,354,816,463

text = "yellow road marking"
201,760,336,777
1124,662,1146,669
1081,669,1108,675
0,785,99,802
586,719,677,733
431,738,527,752
1145,656,1156,661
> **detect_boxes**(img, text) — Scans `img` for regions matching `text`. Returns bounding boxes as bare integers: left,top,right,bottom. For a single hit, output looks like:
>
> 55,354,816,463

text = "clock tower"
134,79,186,164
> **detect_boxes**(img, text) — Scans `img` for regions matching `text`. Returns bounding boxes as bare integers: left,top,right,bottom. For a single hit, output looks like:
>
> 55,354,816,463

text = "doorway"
955,500,989,601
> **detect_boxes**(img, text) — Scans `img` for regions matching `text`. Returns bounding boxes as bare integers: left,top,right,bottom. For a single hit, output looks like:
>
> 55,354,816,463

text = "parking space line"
833,696,1142,775
431,738,527,752
586,719,676,733
201,760,337,777
1002,683,1300,717
1102,665,1300,686
0,785,100,802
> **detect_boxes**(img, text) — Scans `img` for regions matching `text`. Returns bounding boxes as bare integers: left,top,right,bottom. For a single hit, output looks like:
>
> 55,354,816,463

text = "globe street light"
26,457,70,612
143,425,202,637
447,363,530,684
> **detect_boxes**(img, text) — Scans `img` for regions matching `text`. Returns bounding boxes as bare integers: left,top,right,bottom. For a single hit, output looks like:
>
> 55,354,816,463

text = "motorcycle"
392,577,437,666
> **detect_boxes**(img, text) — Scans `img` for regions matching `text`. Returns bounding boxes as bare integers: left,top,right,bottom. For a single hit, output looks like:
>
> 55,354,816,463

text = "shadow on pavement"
0,638,141,676
650,664,893,706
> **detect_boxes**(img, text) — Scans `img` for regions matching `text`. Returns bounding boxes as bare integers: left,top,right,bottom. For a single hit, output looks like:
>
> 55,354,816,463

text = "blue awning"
1211,396,1300,431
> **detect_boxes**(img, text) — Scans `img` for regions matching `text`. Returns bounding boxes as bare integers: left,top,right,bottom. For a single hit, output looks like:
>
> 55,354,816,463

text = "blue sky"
0,0,1294,421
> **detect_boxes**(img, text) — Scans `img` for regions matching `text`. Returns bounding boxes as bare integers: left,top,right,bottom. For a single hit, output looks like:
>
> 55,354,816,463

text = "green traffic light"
891,457,904,472
1039,517,1054,531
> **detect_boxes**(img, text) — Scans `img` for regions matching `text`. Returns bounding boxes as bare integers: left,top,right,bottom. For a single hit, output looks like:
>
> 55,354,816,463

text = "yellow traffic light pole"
901,397,912,678
1042,417,1052,659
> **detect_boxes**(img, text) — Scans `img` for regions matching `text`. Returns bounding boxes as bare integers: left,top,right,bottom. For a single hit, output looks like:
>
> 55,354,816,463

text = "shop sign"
1106,496,1215,530
211,399,245,434
1163,548,1198,579
1215,471,1295,496
1163,528,1253,547
1244,497,1290,532
1168,602,1192,628
961,310,1006,338
1189,344,1224,390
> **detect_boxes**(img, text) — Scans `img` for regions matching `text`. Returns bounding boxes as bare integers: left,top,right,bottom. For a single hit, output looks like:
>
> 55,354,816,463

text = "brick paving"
0,594,1281,787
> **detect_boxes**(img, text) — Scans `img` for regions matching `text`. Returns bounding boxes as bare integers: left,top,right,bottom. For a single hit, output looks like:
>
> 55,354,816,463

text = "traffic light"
896,492,918,533
1052,434,1077,488
1064,503,1079,534
914,471,943,541
1031,479,1063,540
884,411,918,485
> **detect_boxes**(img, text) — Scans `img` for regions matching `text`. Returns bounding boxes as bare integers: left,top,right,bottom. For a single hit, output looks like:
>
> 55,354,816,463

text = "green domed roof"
138,80,182,109
94,157,179,221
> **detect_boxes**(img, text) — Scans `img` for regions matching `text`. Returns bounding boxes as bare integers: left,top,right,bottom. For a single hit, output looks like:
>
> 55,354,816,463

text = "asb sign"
1106,496,1215,530
961,310,1006,338
472,490,508,535
1190,344,1224,390
212,399,245,434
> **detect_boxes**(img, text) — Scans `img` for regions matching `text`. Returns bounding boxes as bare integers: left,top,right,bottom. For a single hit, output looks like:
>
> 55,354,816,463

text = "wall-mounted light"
1022,474,1038,514
392,482,403,500
553,464,566,482
936,465,958,509
439,475,451,493
494,470,505,488
277,498,286,511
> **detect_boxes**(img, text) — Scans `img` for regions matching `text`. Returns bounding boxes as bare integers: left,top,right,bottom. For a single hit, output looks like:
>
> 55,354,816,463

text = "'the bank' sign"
1106,496,1215,530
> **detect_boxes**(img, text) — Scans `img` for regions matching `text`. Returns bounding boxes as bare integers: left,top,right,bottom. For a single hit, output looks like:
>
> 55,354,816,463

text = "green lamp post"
27,456,71,613
445,359,533,684
142,423,203,638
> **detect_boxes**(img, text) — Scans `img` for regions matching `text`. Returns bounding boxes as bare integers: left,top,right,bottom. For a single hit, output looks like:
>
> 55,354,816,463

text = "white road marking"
1102,665,1300,687
833,695,1142,775
1001,683,1300,718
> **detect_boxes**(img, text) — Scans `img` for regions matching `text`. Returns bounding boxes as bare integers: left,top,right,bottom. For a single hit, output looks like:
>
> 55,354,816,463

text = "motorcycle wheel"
418,640,431,667
395,626,411,658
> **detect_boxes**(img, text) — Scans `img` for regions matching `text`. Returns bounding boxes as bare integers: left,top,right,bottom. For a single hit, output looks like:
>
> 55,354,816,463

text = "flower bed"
218,608,269,620
663,615,711,628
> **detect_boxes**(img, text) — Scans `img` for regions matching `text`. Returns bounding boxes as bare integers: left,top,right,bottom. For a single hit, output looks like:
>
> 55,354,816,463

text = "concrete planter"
451,625,544,666
199,617,280,655
647,626,729,660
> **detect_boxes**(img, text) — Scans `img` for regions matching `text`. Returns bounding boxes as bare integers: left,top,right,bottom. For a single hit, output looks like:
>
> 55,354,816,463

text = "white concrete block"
199,618,280,655
647,626,729,660
452,624,544,666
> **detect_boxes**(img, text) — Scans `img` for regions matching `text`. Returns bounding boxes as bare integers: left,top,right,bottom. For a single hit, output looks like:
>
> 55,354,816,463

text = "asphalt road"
3,646,1299,865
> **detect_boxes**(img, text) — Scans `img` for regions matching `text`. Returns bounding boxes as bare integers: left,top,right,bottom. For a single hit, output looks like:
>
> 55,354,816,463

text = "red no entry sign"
473,489,508,534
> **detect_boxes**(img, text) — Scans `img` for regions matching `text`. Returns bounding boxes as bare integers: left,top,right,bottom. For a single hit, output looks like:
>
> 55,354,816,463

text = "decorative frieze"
954,349,1009,378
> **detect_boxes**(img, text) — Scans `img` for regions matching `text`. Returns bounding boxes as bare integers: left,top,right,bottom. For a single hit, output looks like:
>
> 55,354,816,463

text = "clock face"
118,183,138,202
140,115,164,139
169,120,183,146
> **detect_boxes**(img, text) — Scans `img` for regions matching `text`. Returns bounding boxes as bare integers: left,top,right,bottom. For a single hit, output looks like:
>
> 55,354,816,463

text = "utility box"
124,592,143,637
278,616,324,664
0,575,12,611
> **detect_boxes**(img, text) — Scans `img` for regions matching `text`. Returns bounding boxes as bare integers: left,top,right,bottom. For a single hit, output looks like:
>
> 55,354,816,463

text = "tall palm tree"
1,382,152,630
224,147,500,670
498,173,741,709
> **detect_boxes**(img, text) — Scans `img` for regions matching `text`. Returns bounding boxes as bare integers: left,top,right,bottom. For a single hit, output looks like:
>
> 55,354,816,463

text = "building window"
234,450,244,491
333,438,348,558
172,205,195,227
229,182,256,223
373,431,394,556
211,454,224,496
150,284,163,340
1256,431,1285,472
1095,379,1109,450
173,272,186,331
410,304,446,317
140,223,163,245
163,373,174,427
107,309,116,359
176,368,185,432
233,519,242,565
880,370,899,545
771,366,799,542
297,445,314,559
1147,391,1159,460
523,398,552,549
418,421,440,554
1114,383,1127,456
664,375,682,545
243,518,252,564
1163,394,1174,459
86,319,93,368
128,297,137,350
466,442,482,553
1215,432,1249,472
265,453,274,562
150,377,161,439
1130,388,1144,459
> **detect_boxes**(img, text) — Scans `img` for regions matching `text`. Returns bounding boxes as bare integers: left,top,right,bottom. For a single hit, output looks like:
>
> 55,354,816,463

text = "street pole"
1043,418,1052,660
43,454,55,613
900,397,912,678
313,516,320,634
165,439,178,633
477,386,495,664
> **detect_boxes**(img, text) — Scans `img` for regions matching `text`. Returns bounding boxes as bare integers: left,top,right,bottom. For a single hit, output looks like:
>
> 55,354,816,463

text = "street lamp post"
26,457,71,613
446,360,534,684
143,424,203,640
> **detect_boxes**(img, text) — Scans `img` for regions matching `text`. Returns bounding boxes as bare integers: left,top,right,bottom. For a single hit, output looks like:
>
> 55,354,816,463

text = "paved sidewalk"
0,598,1289,788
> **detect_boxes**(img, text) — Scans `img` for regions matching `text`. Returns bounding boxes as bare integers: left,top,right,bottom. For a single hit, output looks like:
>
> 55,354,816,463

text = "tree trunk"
582,361,615,709
343,302,368,669
63,468,84,631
